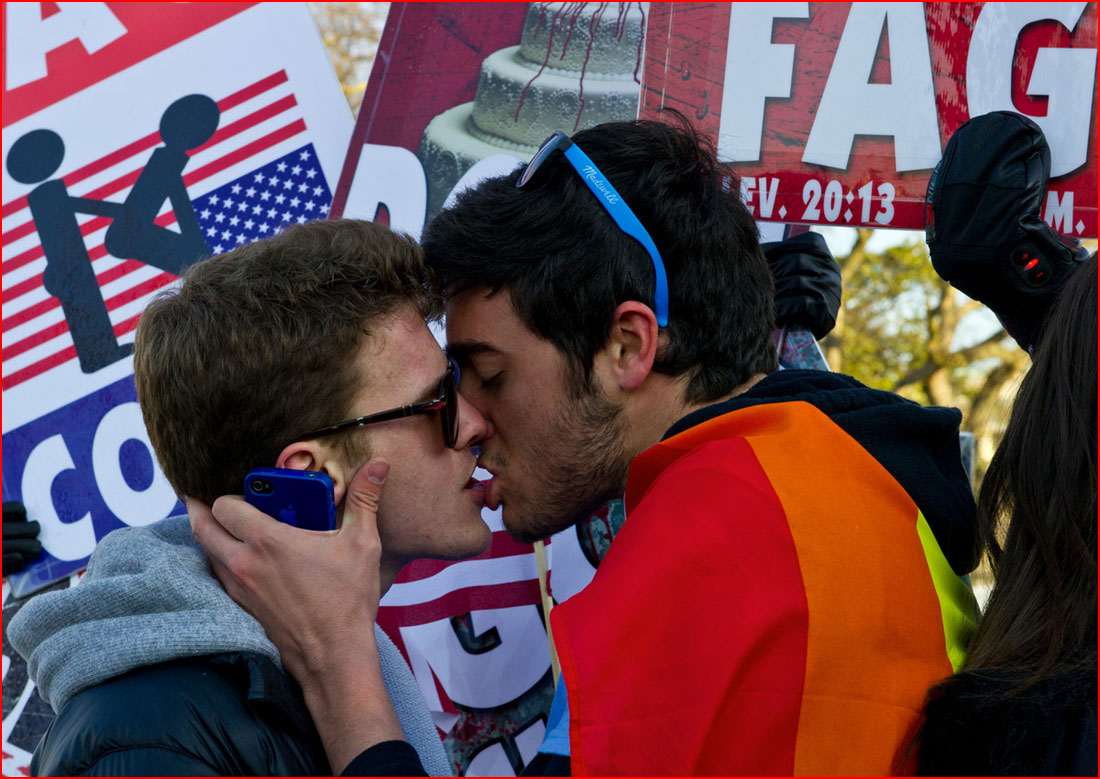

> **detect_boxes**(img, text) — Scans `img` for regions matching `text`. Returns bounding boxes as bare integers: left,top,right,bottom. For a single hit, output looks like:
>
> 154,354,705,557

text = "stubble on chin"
502,383,629,544
500,504,577,544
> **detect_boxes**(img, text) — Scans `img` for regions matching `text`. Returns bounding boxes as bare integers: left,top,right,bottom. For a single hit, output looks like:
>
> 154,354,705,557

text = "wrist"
295,626,406,775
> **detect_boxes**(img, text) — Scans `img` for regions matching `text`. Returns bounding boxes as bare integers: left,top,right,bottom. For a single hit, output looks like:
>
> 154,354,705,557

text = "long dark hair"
963,254,1097,683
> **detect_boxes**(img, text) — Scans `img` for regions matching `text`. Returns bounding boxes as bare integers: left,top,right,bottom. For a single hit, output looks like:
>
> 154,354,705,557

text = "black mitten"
3,500,42,575
763,231,842,340
925,111,1088,352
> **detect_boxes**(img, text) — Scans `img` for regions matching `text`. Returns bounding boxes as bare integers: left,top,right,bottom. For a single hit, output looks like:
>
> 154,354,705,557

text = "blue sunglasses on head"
516,130,670,327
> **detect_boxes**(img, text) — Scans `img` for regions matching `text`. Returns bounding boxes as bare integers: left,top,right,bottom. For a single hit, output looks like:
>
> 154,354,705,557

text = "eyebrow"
413,362,450,404
444,341,501,362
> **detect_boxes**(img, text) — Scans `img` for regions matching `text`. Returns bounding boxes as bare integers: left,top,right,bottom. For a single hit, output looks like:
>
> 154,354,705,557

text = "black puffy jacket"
31,652,329,776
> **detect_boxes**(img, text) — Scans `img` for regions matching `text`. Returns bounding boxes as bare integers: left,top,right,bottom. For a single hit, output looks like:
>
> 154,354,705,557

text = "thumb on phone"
341,458,388,532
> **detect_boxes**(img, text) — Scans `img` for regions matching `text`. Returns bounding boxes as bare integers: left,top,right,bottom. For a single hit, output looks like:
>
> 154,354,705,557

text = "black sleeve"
762,231,842,340
340,740,427,777
521,752,571,776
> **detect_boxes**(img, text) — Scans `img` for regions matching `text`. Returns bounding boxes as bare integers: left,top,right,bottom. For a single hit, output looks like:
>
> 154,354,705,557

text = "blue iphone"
244,467,336,531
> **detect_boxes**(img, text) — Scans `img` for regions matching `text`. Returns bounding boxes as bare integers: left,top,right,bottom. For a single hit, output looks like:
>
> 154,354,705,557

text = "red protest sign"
642,2,1097,237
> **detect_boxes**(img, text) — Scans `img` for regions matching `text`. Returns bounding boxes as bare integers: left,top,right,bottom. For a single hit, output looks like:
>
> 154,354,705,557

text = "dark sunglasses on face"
516,129,670,326
293,356,461,449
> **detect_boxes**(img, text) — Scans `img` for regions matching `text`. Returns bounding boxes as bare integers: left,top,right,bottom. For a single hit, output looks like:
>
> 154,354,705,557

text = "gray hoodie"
8,516,452,777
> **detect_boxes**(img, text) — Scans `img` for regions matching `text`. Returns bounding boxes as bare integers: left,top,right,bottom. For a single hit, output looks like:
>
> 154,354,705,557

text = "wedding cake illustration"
418,2,647,217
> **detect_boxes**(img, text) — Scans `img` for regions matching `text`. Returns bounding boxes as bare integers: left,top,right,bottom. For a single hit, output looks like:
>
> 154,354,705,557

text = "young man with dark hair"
193,119,979,776
9,219,491,776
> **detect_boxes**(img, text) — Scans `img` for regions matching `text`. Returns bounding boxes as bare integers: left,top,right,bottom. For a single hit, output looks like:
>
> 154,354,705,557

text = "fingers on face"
343,459,388,523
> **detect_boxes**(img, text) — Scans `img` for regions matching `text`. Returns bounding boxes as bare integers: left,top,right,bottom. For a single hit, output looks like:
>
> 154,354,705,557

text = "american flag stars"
192,144,332,255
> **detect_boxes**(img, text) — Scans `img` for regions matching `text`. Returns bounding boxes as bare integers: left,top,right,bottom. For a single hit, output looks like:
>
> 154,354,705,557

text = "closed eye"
480,372,503,391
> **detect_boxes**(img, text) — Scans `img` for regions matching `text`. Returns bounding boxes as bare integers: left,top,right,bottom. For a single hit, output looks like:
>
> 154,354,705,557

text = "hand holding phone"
244,467,336,531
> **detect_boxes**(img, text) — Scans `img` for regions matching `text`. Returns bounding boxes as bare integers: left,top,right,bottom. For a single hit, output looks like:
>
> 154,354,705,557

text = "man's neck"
682,371,768,418
625,371,770,458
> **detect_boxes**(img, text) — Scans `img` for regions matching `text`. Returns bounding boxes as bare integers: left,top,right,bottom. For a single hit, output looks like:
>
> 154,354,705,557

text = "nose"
454,390,493,450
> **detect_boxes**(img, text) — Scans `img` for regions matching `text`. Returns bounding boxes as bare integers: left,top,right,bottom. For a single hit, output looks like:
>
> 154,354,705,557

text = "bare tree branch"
893,330,1018,392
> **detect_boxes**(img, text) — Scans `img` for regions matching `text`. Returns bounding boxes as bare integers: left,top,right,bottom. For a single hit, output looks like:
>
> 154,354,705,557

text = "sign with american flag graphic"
1,2,352,597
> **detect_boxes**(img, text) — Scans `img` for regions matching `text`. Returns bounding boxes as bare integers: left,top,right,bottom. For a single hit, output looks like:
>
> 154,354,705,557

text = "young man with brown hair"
9,219,490,776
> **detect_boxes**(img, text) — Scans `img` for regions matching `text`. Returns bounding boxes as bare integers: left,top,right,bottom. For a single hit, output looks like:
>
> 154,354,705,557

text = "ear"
275,441,353,505
601,301,660,392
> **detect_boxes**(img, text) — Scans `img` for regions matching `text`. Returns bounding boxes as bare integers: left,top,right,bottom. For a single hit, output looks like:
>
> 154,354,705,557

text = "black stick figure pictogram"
7,130,129,374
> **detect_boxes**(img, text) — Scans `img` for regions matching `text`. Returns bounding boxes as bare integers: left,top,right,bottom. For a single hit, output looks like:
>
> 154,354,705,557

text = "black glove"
763,231,842,340
3,500,42,575
925,110,1088,352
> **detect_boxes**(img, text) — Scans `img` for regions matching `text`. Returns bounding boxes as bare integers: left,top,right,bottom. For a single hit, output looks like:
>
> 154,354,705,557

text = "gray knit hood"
8,516,451,776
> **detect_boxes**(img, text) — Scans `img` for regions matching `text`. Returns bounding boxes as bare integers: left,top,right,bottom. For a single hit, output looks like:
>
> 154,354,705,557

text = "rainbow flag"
551,401,976,776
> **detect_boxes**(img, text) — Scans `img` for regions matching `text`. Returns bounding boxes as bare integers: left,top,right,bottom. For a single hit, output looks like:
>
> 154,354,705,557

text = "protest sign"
1,3,353,598
642,2,1096,236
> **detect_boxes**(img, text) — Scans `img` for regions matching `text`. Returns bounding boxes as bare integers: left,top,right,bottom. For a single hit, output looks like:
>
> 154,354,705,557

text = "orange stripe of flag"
690,402,953,774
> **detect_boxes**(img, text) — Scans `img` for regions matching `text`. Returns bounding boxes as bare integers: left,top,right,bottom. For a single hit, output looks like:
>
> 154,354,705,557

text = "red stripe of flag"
3,320,72,361
2,196,28,221
1,242,48,277
2,310,143,391
1,216,45,247
3,256,142,333
3,272,174,361
2,346,81,391
104,270,175,309
190,94,298,157
184,118,307,186
217,70,288,113
3,297,55,332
